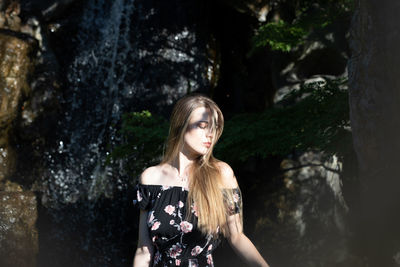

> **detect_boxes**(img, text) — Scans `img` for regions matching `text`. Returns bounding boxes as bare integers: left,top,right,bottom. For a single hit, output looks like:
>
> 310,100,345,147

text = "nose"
206,127,213,138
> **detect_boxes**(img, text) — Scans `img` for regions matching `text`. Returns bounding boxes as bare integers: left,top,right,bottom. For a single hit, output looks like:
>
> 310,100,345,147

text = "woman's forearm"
134,209,154,267
228,232,270,267
133,246,153,267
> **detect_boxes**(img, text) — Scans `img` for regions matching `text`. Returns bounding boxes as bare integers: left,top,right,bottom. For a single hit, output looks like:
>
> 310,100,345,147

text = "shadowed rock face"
0,191,38,267
0,2,39,266
0,32,33,183
348,1,400,265
0,0,40,188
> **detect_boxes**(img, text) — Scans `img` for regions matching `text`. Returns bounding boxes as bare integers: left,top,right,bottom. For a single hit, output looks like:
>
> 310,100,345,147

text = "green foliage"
214,78,350,162
113,79,350,170
252,20,307,52
107,110,169,178
251,0,354,52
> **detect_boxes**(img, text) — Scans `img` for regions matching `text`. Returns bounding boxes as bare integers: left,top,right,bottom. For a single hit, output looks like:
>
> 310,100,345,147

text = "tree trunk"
348,0,400,266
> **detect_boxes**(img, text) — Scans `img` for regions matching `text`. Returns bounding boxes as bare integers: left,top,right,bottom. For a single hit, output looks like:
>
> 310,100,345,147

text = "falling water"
41,0,210,206
41,0,135,206
37,0,211,266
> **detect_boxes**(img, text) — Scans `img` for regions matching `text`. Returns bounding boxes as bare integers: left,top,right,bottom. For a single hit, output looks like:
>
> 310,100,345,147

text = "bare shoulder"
216,161,238,188
139,165,163,185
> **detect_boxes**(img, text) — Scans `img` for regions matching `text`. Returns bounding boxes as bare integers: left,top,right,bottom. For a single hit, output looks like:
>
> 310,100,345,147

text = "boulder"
0,191,38,267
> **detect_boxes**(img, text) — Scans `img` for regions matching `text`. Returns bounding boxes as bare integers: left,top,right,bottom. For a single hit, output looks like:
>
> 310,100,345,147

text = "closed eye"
197,122,208,129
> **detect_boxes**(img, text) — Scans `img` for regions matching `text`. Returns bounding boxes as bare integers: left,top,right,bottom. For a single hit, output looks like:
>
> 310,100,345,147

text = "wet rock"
0,145,16,182
0,191,38,267
0,0,21,31
0,34,32,127
0,179,23,191
0,31,35,126
18,0,80,21
0,30,35,184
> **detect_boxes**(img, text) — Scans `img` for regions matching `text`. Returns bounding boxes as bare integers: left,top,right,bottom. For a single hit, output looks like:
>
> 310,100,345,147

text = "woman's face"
182,106,215,158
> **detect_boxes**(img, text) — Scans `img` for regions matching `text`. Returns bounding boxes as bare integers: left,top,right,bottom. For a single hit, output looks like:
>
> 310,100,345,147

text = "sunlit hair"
161,94,242,237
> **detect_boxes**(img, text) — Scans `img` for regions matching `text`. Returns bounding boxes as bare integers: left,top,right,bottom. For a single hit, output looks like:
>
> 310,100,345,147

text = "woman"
133,94,269,267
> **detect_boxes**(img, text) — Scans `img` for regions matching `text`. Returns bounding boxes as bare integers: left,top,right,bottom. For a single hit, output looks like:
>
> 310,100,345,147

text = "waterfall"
36,1,211,266
41,0,133,206
41,0,210,206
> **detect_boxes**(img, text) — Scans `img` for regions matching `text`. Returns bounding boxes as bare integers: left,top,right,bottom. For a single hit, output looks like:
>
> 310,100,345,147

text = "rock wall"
0,192,38,267
0,28,35,186
0,1,39,266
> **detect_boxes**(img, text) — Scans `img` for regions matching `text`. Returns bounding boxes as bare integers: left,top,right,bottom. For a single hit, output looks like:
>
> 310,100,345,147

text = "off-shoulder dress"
134,184,241,267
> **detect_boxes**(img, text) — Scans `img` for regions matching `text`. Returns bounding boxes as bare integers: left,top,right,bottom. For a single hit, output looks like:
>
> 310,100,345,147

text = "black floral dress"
134,184,241,267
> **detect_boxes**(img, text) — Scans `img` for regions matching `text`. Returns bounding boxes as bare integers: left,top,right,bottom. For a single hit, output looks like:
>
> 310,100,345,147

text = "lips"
204,142,211,148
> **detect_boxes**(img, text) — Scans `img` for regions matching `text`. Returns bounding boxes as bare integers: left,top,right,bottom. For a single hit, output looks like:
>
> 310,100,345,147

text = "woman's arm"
133,209,154,267
227,213,270,267
217,161,269,266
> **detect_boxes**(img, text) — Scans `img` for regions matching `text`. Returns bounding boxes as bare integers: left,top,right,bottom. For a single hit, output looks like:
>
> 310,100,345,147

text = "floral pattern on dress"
169,243,183,258
134,184,241,267
148,210,162,231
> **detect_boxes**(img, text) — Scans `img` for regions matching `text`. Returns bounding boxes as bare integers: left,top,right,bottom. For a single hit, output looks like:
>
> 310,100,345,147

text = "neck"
171,151,195,176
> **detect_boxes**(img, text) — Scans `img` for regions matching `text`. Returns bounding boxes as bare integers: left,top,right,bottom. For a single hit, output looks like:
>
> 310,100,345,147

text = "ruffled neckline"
137,183,239,192
138,184,189,191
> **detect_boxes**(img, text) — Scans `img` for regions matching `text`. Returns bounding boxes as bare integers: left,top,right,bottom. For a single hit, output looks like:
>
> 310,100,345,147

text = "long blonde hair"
161,94,241,237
